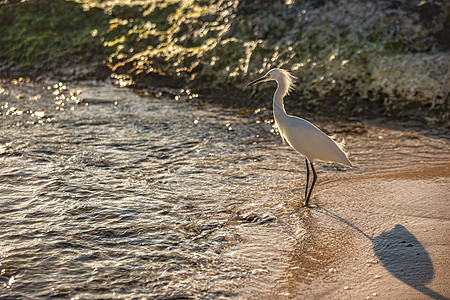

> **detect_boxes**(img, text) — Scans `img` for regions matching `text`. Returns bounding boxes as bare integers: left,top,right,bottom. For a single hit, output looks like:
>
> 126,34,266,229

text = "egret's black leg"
305,162,317,205
304,158,310,200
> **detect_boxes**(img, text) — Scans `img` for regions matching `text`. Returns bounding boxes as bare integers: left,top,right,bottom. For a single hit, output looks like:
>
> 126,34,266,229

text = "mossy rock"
0,0,109,68
0,0,448,123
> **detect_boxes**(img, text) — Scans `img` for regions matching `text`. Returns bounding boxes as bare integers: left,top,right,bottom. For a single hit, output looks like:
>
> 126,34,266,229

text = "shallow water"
0,80,449,299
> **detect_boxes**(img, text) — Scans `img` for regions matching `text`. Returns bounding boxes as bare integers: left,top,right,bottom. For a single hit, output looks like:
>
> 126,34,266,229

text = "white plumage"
247,68,352,205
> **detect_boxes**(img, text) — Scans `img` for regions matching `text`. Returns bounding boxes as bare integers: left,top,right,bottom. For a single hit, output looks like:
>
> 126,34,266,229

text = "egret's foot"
302,200,312,208
302,200,318,208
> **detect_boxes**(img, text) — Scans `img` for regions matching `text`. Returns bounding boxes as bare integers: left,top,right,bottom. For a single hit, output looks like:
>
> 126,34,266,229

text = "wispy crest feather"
278,69,297,97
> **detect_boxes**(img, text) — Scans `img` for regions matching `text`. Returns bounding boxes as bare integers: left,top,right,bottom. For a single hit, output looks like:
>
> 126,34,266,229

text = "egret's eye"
264,74,270,78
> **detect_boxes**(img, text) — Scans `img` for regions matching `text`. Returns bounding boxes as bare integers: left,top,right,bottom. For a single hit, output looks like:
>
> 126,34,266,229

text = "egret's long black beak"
247,77,266,87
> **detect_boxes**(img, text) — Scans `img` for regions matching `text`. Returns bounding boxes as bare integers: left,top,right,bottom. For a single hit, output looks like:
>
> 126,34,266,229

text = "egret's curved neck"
273,80,288,117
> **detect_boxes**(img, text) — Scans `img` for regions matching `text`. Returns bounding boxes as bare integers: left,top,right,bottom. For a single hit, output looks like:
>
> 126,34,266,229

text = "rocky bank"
0,0,449,123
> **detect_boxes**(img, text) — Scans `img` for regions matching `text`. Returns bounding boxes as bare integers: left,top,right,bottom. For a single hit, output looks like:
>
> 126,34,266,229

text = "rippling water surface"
0,80,448,298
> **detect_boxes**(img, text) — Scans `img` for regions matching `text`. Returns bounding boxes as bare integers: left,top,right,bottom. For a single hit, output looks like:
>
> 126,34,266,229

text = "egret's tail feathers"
342,156,353,168
333,152,353,168
330,134,345,150
330,135,353,168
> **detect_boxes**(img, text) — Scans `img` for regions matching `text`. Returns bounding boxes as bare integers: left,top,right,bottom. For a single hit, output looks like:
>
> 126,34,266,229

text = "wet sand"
329,164,449,300
230,163,450,299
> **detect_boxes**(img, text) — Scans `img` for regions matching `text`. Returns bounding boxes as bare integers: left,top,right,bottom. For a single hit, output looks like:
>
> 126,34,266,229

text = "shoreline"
0,72,449,134
232,162,450,299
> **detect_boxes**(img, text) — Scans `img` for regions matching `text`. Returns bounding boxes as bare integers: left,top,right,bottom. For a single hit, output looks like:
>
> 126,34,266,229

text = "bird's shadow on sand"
312,206,448,300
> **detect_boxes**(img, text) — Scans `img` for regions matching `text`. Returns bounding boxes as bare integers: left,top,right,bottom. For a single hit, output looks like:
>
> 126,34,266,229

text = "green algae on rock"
0,0,110,79
0,0,448,122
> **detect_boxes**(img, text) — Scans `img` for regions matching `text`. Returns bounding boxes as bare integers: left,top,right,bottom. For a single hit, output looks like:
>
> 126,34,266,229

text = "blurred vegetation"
0,0,448,123
0,0,109,67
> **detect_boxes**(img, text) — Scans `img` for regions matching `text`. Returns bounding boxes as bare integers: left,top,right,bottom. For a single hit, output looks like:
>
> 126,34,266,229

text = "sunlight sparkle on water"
5,276,15,289
0,80,448,299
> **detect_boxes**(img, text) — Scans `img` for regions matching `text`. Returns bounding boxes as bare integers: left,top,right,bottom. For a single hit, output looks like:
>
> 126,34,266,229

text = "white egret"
247,68,352,205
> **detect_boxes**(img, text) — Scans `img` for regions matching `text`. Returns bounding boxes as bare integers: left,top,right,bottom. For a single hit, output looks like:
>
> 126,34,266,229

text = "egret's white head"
247,68,296,96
